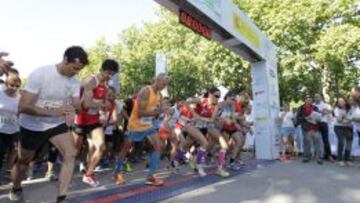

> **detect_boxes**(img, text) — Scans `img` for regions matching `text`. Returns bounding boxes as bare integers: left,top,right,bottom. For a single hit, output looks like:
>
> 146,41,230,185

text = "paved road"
1,159,359,203
162,161,360,203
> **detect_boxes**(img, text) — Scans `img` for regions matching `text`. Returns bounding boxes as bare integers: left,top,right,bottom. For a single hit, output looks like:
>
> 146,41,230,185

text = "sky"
0,0,160,78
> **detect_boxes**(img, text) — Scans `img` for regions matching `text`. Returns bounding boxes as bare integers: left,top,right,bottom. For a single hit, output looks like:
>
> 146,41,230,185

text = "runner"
218,91,245,170
277,104,296,160
194,87,230,177
313,93,333,161
73,59,119,187
0,73,21,174
100,86,119,168
0,68,19,91
334,97,353,166
9,46,88,203
113,73,170,186
174,98,209,177
166,98,186,173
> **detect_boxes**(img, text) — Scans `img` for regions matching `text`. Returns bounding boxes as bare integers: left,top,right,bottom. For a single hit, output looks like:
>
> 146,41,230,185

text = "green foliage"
85,1,359,103
85,9,251,99
235,0,359,102
80,37,112,79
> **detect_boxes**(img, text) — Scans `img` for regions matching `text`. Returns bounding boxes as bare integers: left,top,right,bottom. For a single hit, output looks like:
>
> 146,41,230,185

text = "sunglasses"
7,84,20,89
214,94,221,99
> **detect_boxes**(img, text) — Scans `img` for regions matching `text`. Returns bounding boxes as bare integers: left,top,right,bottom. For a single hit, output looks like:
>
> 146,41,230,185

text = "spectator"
277,104,295,160
313,93,333,161
296,95,323,164
333,97,353,166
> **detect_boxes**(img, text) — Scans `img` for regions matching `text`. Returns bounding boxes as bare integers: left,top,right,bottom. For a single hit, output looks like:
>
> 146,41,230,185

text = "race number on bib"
37,100,63,110
221,110,231,118
0,112,17,124
140,117,153,126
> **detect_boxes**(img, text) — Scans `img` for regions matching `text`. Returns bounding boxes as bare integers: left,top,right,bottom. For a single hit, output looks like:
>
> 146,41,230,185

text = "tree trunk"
321,66,331,103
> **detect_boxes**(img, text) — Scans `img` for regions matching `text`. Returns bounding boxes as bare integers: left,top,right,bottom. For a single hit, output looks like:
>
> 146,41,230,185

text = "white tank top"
0,90,20,134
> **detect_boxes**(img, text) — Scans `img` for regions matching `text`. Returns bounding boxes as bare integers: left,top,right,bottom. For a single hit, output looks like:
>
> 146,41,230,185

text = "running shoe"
145,175,164,186
196,164,207,178
236,160,246,166
338,161,346,167
45,171,58,181
9,188,24,203
171,160,180,174
228,162,241,171
216,169,230,178
123,163,133,172
113,172,126,185
189,157,196,171
82,173,100,187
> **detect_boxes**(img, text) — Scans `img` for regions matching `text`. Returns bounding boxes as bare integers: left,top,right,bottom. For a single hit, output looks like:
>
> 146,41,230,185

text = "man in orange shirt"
113,73,170,186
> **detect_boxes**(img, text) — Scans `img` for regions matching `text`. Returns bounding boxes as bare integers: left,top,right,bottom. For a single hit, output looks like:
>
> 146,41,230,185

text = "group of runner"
0,46,253,203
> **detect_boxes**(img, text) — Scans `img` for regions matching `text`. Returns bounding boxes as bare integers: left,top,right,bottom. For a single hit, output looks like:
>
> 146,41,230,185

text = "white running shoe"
196,164,207,178
82,174,100,187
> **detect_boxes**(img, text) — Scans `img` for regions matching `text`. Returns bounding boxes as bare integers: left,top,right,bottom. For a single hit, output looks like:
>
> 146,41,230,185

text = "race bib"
0,111,17,125
37,99,63,111
88,107,100,115
140,117,153,126
221,110,231,118
196,120,207,129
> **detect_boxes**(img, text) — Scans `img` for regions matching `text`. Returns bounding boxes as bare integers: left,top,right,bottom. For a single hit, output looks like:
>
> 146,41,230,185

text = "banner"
155,52,169,97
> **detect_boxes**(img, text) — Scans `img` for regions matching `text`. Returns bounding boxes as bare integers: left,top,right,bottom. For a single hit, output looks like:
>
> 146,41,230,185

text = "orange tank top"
128,86,160,132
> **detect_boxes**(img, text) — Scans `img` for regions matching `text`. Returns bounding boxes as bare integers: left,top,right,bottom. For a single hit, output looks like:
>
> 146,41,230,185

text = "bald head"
156,73,169,81
154,73,170,91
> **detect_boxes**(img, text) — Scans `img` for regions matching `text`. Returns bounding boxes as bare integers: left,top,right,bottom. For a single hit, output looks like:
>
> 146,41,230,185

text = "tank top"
220,104,237,131
235,101,244,115
195,98,217,129
75,76,108,126
128,86,160,132
195,99,215,118
0,90,20,134
101,101,116,135
176,105,193,127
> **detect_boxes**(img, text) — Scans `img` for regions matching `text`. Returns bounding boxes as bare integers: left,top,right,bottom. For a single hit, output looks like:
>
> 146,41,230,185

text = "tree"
81,37,112,79
86,1,359,104
234,0,359,103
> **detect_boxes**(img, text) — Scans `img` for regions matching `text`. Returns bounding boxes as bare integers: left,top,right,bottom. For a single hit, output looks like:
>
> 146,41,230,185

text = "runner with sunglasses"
194,87,230,177
172,97,211,177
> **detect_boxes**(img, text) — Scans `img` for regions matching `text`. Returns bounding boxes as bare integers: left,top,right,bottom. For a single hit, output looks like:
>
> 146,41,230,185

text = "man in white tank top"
9,46,89,203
